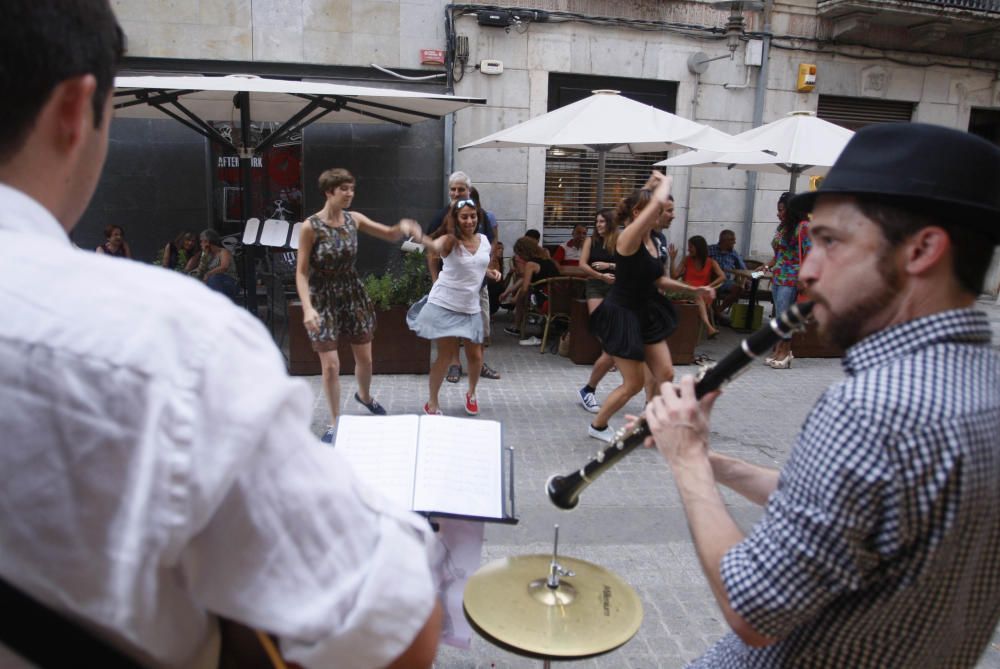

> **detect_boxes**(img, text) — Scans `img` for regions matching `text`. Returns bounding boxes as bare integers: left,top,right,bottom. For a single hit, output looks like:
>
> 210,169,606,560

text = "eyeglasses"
454,199,477,209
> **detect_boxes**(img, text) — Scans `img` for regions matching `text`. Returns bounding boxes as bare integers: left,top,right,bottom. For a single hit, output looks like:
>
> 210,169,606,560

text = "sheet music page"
334,415,419,511
413,416,503,518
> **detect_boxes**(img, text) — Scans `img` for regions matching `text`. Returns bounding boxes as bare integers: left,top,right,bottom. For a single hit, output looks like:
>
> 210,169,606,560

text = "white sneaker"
588,424,615,443
519,336,542,346
578,387,600,413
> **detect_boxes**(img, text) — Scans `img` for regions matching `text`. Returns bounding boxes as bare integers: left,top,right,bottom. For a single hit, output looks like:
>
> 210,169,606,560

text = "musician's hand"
646,376,720,466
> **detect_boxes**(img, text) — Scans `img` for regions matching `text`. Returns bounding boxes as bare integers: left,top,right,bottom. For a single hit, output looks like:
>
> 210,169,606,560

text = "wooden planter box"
287,302,431,375
666,301,702,365
565,299,702,366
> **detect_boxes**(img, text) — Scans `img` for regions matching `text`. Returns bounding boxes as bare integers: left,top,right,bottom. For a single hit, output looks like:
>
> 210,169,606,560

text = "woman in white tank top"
407,199,501,416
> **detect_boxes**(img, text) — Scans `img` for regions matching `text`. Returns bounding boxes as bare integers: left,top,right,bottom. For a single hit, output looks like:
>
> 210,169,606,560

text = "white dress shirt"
0,183,437,668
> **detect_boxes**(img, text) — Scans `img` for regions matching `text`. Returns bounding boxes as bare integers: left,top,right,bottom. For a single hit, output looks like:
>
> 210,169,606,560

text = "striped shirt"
694,308,1000,668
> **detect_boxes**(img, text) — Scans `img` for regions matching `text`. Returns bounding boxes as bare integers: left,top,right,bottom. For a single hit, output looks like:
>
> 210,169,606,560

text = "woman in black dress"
587,173,715,442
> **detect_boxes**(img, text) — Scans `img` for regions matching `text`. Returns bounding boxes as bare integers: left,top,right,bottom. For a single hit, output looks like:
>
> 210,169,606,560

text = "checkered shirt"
708,243,747,276
692,308,1000,668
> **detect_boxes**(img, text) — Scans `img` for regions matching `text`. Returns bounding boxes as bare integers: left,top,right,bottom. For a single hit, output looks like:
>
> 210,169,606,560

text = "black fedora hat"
791,122,1000,242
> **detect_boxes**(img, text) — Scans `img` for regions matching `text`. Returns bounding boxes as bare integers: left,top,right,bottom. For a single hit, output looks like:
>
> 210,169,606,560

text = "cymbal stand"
546,524,574,591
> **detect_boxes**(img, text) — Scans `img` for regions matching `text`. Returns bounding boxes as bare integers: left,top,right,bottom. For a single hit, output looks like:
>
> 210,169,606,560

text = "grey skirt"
407,296,485,343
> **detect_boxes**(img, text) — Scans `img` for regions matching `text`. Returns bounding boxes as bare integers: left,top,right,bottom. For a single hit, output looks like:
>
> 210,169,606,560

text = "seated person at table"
500,236,561,344
552,224,589,277
671,234,725,338
708,229,748,323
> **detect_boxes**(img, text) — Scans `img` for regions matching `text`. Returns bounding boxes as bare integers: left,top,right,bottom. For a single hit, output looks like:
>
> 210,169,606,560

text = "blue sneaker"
354,392,387,415
578,387,600,413
320,426,336,444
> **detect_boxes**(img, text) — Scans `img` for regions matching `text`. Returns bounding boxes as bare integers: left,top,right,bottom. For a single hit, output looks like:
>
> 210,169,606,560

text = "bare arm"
708,452,780,506
708,259,727,289
354,212,423,243
646,377,777,648
384,600,443,669
203,249,233,279
513,261,539,301
655,275,715,302
671,254,686,280
294,225,321,334
616,172,672,257
421,234,456,259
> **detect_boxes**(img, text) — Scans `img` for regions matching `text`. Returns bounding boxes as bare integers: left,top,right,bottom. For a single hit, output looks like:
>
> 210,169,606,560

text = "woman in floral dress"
295,168,423,442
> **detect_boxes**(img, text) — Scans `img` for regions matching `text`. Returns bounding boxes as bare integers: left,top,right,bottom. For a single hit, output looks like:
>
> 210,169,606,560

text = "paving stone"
300,299,1000,668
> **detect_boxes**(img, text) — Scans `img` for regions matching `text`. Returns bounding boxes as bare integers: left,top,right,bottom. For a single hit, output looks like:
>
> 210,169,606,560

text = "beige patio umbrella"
657,110,854,192
460,89,747,206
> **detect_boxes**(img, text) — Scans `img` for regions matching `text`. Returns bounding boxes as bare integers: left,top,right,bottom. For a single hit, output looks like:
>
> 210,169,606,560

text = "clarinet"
546,301,814,510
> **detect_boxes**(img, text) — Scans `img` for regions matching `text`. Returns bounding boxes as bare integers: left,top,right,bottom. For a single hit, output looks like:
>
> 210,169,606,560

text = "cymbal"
463,554,643,659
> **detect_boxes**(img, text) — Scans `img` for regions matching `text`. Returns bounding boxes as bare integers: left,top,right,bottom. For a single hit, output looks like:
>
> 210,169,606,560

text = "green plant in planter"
363,251,432,311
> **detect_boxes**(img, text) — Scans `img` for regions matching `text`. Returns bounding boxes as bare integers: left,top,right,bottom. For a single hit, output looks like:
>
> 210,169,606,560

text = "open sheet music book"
334,414,507,521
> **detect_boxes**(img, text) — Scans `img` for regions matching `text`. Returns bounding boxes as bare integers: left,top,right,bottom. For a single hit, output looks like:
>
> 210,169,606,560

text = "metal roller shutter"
817,95,914,130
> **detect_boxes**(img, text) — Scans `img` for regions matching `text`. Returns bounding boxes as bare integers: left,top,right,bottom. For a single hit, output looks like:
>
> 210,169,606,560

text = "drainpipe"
739,0,773,259
681,73,701,247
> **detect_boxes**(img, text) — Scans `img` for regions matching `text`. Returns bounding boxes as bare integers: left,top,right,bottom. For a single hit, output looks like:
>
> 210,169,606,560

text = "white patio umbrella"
657,110,854,192
459,89,747,206
113,74,486,310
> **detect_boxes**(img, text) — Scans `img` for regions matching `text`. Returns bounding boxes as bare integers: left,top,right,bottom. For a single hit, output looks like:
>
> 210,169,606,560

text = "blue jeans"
206,274,239,301
772,284,797,318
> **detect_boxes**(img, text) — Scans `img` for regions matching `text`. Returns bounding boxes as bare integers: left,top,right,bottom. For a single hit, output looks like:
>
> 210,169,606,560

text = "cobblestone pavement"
303,297,1000,668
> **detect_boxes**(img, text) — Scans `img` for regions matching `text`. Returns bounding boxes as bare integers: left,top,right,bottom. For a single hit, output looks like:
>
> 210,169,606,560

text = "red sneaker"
464,393,479,416
423,402,442,416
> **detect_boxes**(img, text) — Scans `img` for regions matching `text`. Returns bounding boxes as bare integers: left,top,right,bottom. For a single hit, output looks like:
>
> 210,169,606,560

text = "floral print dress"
307,212,376,350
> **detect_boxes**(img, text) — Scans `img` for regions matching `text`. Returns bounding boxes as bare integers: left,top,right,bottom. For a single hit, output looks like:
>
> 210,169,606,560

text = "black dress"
588,241,677,360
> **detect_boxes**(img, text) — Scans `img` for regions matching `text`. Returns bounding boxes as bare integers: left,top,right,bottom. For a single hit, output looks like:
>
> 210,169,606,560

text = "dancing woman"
296,168,423,442
408,198,501,416
586,173,715,442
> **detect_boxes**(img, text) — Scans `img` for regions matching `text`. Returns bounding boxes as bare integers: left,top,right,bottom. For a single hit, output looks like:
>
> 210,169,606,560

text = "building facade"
95,0,1000,292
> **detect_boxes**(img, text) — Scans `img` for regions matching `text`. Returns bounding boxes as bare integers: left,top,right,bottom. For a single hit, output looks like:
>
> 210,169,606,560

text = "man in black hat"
646,122,1000,666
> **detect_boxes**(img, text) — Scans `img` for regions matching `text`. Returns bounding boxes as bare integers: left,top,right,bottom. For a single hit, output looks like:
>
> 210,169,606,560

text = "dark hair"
856,197,993,295
434,198,478,241
595,207,618,252
318,168,355,194
513,236,547,262
525,229,541,241
103,223,123,240
0,0,125,162
614,188,653,228
689,235,709,265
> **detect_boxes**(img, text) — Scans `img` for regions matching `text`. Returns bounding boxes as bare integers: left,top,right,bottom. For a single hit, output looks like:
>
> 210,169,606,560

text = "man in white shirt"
0,1,441,667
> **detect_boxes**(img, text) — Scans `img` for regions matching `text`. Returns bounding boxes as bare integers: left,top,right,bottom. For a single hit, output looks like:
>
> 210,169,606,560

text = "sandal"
446,364,462,384
480,363,501,380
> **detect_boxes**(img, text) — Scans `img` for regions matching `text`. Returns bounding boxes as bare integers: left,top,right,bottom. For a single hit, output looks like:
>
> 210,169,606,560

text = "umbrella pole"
237,92,259,316
595,150,607,210
788,169,798,194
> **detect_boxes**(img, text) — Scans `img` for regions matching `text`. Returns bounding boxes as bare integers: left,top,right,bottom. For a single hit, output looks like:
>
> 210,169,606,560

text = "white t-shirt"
428,233,490,314
0,183,437,669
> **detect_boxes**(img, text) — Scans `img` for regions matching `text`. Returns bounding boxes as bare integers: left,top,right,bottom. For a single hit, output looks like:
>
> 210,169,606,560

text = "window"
543,74,678,241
